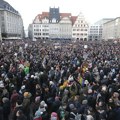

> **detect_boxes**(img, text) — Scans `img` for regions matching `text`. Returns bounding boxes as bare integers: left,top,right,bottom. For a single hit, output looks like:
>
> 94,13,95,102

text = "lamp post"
0,23,2,42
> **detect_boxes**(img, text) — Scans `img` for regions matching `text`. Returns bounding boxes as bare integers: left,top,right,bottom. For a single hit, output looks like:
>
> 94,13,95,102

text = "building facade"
32,12,49,40
0,0,24,39
103,17,120,40
59,16,72,40
88,18,114,41
88,24,102,41
72,13,89,41
29,7,89,41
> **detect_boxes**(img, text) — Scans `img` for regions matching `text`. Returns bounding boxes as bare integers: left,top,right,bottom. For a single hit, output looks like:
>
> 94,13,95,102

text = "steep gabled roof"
33,10,78,25
41,12,49,19
71,16,77,25
33,12,49,23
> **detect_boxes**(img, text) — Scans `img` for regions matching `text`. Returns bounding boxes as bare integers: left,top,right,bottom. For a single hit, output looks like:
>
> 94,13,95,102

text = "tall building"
0,0,24,39
32,12,49,40
88,24,102,41
88,18,114,41
59,13,72,40
72,12,89,41
29,7,89,41
49,7,60,23
103,17,120,40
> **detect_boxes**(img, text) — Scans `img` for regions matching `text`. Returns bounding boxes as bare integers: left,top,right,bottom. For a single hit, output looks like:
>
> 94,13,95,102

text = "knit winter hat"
69,104,75,110
82,100,88,105
51,112,57,117
23,92,32,98
40,101,47,108
2,97,9,103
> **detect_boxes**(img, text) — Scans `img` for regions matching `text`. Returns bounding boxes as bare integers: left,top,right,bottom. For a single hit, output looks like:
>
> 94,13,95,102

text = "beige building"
29,8,89,41
0,0,24,39
103,17,120,40
59,13,72,40
72,12,89,41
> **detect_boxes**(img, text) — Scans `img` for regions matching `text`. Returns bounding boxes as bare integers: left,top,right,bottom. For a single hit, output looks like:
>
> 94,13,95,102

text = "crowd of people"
0,39,120,120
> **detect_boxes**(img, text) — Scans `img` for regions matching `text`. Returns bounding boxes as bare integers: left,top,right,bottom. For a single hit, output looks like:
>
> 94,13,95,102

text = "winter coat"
16,115,27,120
0,106,3,120
3,101,10,120
11,105,24,120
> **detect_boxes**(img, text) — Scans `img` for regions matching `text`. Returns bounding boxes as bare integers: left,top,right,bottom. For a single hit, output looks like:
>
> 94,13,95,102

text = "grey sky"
5,0,120,29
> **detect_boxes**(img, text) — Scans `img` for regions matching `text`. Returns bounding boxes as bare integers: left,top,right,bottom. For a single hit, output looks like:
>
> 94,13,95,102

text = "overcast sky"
5,0,120,30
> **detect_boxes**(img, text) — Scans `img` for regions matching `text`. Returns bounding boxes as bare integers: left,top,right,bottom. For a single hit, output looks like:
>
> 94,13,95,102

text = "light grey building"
103,17,120,41
28,24,33,39
88,18,114,41
0,0,24,40
88,24,102,41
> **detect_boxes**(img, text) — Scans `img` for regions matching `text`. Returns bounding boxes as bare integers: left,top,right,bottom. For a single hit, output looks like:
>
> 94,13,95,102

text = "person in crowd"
0,39,119,120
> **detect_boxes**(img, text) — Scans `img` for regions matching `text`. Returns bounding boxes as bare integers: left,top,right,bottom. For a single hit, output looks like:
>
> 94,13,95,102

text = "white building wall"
88,25,102,41
59,17,72,39
0,10,2,41
103,20,115,40
72,13,89,40
103,17,120,40
33,18,49,39
0,10,23,38
49,23,59,39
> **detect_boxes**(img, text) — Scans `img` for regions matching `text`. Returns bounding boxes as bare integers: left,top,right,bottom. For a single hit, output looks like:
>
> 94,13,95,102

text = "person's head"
51,112,58,120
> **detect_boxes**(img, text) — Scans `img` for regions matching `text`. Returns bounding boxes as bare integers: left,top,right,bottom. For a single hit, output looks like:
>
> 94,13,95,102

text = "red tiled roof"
33,12,49,23
71,16,77,25
33,11,77,24
41,12,49,19
60,13,71,18
33,14,41,23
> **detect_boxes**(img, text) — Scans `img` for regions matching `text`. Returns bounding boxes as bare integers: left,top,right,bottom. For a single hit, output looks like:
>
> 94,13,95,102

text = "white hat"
88,89,92,94
68,76,74,82
102,85,107,91
5,78,9,82
87,115,94,120
0,83,4,88
84,80,89,85
1,73,5,77
49,81,54,85
40,101,47,108
31,75,34,78
0,81,4,84
34,76,38,79
104,75,107,79
21,85,25,90
114,78,117,82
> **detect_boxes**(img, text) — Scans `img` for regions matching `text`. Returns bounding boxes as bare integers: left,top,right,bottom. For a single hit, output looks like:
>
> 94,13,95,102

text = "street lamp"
0,22,2,42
